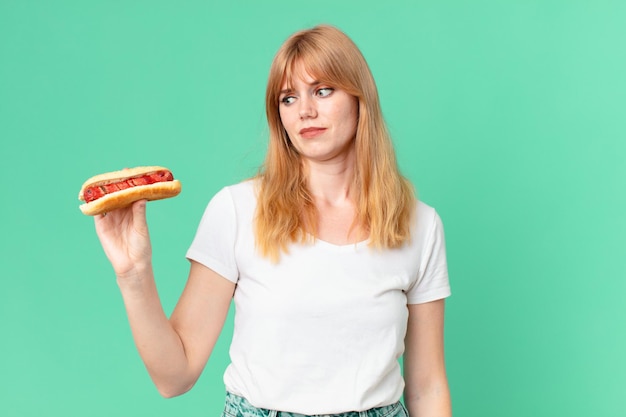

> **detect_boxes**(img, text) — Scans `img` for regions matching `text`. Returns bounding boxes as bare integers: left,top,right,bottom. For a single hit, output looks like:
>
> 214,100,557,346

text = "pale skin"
95,202,235,398
94,65,451,415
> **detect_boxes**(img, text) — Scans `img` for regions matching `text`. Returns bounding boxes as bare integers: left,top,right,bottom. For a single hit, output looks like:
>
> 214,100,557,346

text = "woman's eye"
316,87,334,97
280,96,296,105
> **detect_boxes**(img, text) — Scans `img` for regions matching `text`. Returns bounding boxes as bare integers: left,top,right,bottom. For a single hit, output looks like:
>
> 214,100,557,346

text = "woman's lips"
299,127,326,138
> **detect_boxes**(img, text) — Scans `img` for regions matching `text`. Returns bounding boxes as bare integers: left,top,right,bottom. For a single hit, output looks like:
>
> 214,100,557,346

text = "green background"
1,1,625,416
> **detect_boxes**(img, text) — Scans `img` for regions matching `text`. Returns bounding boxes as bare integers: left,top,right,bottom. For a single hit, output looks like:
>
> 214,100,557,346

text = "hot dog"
78,166,181,215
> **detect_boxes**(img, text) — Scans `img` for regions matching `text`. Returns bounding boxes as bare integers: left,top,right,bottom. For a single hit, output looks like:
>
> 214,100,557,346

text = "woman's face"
278,64,358,166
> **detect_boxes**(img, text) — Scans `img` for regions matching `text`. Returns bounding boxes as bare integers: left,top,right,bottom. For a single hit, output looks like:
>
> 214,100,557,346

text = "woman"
95,25,451,416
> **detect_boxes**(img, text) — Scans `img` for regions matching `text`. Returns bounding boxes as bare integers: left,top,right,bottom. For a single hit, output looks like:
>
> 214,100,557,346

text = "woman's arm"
403,299,452,416
118,261,234,398
95,200,235,398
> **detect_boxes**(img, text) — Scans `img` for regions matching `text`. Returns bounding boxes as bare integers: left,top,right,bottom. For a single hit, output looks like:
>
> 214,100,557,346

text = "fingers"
131,199,150,235
94,209,111,232
131,199,147,221
93,200,152,270
94,202,134,234
132,199,147,214
93,200,150,236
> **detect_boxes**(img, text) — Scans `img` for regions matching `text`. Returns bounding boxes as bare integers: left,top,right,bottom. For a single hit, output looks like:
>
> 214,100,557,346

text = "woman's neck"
304,154,356,207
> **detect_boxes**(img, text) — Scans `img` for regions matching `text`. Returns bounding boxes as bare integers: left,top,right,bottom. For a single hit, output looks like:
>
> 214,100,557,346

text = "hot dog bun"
78,166,181,216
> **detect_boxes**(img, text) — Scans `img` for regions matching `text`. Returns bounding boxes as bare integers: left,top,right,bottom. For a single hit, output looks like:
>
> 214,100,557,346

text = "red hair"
255,25,415,261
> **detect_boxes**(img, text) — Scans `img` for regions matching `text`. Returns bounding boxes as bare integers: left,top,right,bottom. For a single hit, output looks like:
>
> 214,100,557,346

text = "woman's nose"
299,96,317,119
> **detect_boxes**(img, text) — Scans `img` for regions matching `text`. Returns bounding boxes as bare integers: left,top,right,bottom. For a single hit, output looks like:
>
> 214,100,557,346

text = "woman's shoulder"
210,179,259,211
413,199,444,236
415,198,437,219
200,179,258,222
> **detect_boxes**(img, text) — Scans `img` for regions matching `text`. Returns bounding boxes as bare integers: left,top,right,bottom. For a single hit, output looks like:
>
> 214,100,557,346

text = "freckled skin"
278,66,359,165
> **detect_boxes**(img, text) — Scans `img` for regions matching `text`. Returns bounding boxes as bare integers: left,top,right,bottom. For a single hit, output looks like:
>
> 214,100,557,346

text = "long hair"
255,24,415,261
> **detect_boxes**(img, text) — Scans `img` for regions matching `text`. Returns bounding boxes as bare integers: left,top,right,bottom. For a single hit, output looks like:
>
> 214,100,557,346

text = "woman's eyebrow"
279,80,322,95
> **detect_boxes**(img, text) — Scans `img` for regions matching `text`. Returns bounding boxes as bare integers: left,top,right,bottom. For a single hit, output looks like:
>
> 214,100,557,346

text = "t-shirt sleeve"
186,187,239,283
406,210,451,304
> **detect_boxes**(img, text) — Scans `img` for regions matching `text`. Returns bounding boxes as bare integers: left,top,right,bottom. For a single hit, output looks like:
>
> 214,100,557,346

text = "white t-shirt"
186,180,450,414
